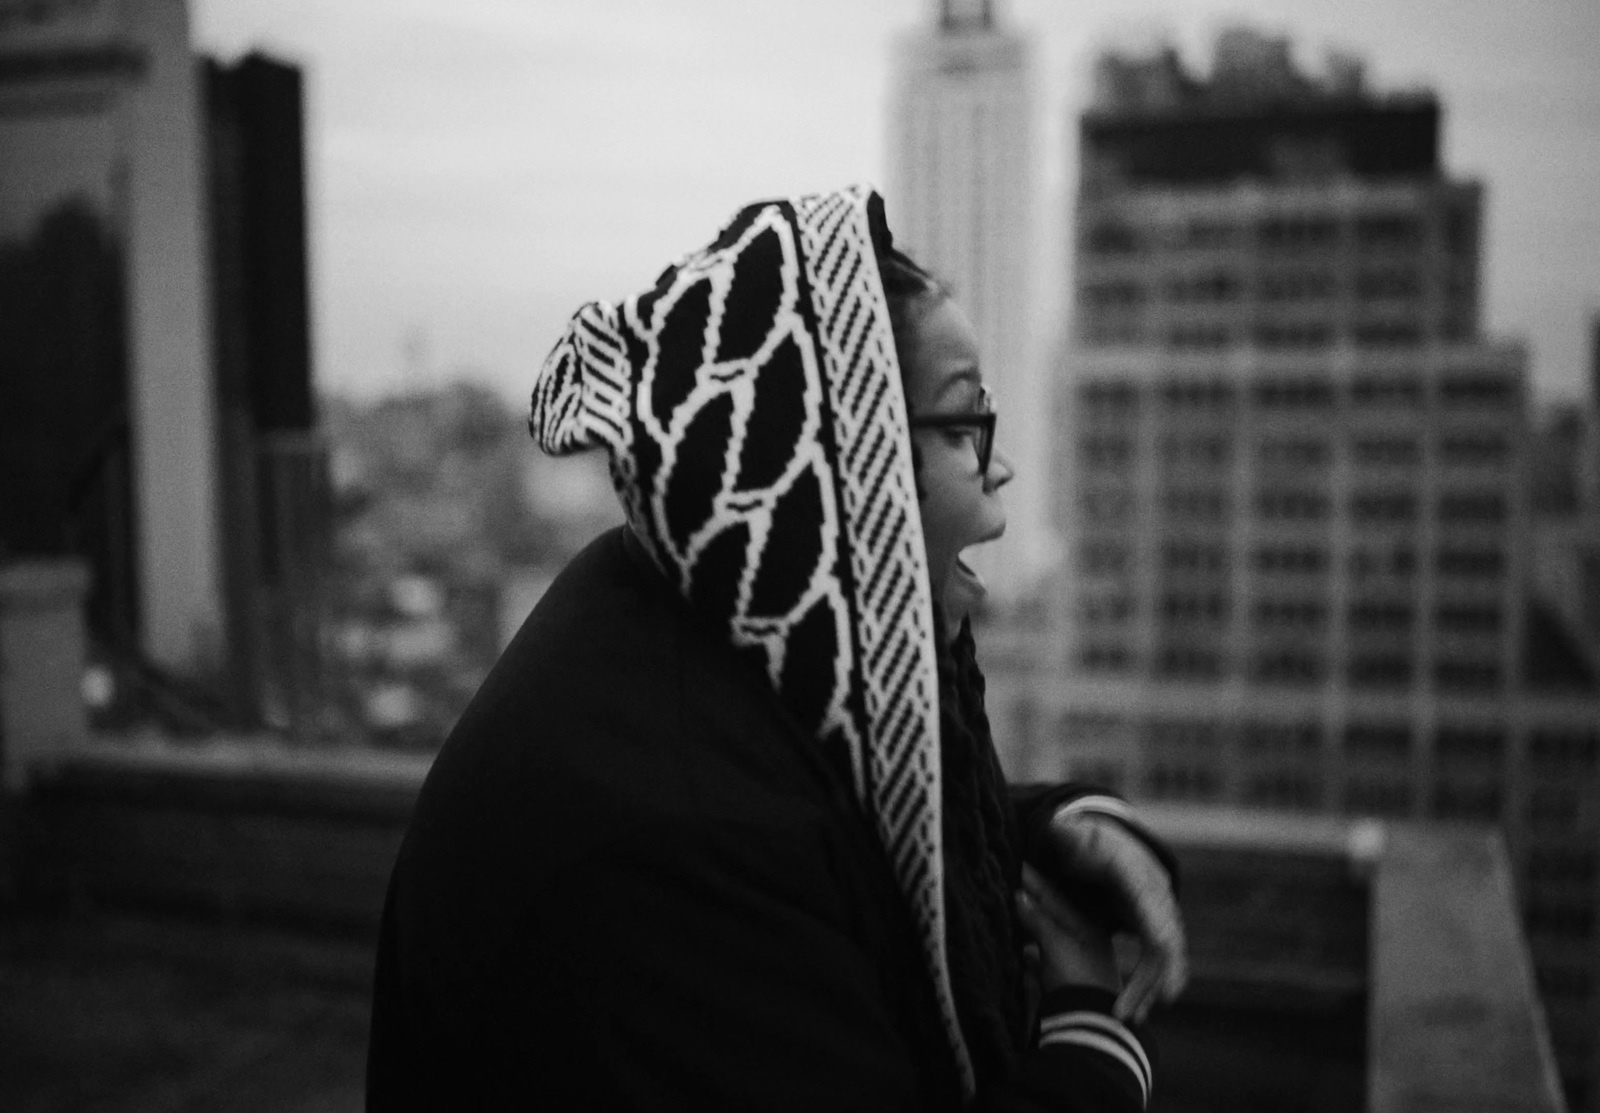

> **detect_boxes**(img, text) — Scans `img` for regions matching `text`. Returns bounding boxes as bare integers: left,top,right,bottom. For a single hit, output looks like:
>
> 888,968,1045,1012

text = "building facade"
0,2,325,728
888,0,1051,595
992,30,1600,1111
0,0,224,673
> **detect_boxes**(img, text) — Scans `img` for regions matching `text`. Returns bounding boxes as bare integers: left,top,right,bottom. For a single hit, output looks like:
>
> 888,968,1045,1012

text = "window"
1436,547,1505,578
1258,270,1335,301
1078,643,1133,674
1065,760,1125,794
1348,601,1413,631
1077,593,1134,624
1242,772,1319,809
1161,433,1232,470
1241,722,1321,753
1352,436,1420,466
1347,654,1414,688
1251,378,1336,409
1435,727,1505,764
1344,723,1412,758
1523,897,1597,941
1348,547,1416,579
1257,437,1329,470
1438,433,1510,465
1350,492,1417,522
1436,604,1501,633
1525,786,1582,828
1163,487,1229,522
1162,540,1228,574
1080,540,1130,574
1181,220,1238,249
1161,592,1229,625
1079,434,1134,469
1083,282,1145,308
1258,216,1339,252
1526,848,1598,886
1080,381,1140,411
1166,324,1232,350
1355,214,1424,249
1529,730,1600,772
1253,598,1326,629
1438,492,1508,523
1254,546,1326,575
1155,646,1225,679
1431,781,1502,821
1086,222,1139,254
1535,964,1593,1006
1158,378,1235,409
1356,268,1422,299
1079,488,1133,524
1343,778,1413,816
1256,489,1329,520
1352,321,1423,348
1250,650,1324,685
1350,377,1424,408
1166,271,1240,303
1253,322,1333,349
1144,762,1220,802
1439,375,1517,407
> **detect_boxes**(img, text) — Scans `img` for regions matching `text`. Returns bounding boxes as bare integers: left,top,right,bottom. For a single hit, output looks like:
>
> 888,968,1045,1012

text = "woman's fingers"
1016,868,1121,994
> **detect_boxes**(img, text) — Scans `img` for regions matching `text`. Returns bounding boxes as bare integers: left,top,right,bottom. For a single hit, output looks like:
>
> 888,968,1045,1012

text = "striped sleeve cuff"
1052,794,1141,827
1036,988,1153,1109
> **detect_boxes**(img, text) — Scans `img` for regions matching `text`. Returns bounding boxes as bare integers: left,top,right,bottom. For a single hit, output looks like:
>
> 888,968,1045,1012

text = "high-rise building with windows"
1,0,223,672
0,2,326,728
991,30,1600,1111
888,0,1050,595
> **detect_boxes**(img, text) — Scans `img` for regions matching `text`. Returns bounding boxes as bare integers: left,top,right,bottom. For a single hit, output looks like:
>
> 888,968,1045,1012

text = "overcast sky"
194,0,1600,406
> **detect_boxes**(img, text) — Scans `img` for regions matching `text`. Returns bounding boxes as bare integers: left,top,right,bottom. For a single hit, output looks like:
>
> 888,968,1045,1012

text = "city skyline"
191,0,1599,407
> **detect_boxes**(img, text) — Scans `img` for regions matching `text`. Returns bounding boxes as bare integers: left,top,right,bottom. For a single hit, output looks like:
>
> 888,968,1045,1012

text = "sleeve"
488,817,1152,1112
1010,783,1182,904
984,987,1157,1113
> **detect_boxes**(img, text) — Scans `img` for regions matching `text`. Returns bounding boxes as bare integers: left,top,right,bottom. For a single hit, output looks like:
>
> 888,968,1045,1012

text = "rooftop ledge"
7,738,1571,1113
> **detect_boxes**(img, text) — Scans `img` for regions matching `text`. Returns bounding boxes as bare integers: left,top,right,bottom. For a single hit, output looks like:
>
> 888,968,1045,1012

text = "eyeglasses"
908,385,997,474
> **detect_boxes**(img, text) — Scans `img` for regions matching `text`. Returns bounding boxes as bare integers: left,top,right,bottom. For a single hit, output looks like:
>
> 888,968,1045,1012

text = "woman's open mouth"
953,551,987,598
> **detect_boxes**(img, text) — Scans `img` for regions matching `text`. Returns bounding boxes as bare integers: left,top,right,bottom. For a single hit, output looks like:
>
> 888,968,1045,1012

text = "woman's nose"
985,446,1015,491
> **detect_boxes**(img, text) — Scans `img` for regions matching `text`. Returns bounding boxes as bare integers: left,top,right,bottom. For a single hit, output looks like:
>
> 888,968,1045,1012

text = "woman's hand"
1015,863,1120,996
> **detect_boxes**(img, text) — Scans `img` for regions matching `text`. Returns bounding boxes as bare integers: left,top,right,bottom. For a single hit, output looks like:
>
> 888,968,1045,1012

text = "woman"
367,185,1183,1110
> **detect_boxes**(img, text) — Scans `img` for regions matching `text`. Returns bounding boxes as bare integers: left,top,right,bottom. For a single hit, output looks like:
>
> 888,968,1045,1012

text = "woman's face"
902,296,1013,610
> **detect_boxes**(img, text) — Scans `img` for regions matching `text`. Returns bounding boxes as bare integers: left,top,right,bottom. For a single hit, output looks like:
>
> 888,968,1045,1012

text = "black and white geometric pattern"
530,186,969,1093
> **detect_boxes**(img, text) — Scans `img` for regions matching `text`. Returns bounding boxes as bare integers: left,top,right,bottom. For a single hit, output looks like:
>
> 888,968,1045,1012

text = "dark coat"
367,528,1151,1111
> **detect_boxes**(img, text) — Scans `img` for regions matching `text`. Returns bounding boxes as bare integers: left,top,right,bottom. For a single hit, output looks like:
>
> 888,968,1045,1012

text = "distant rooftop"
1082,28,1442,187
1091,26,1424,116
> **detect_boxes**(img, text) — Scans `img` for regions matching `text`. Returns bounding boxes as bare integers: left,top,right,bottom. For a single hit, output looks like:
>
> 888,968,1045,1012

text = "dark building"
205,52,329,729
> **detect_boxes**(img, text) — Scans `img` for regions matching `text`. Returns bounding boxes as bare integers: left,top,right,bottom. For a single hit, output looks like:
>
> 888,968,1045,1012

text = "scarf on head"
530,184,985,1094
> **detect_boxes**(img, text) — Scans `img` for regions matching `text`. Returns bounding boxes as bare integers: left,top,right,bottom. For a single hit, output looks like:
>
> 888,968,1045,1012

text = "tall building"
1,0,223,672
997,29,1600,1111
0,2,325,728
206,52,329,729
888,0,1051,596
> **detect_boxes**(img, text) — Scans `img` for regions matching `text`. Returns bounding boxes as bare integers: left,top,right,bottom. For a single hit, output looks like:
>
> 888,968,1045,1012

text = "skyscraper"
1,2,326,729
888,0,1050,596
1,0,223,673
1000,29,1600,1111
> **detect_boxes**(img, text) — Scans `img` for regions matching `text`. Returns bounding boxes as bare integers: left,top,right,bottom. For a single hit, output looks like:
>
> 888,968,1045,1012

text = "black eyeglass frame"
908,386,997,474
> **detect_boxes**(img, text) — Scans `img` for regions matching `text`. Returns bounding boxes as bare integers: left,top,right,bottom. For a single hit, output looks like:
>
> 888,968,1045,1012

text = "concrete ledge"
1371,824,1567,1113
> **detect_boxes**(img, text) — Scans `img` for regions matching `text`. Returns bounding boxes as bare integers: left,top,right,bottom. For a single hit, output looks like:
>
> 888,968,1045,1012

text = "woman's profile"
366,185,1185,1110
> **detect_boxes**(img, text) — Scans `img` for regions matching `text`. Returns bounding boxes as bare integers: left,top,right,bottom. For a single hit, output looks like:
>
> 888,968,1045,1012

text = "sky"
193,0,1600,406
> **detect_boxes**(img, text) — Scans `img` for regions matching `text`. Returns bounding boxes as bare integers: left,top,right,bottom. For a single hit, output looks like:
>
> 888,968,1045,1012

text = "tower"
888,0,1050,597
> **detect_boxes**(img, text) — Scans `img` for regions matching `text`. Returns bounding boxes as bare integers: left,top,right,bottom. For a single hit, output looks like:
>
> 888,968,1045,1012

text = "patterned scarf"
530,185,979,1093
